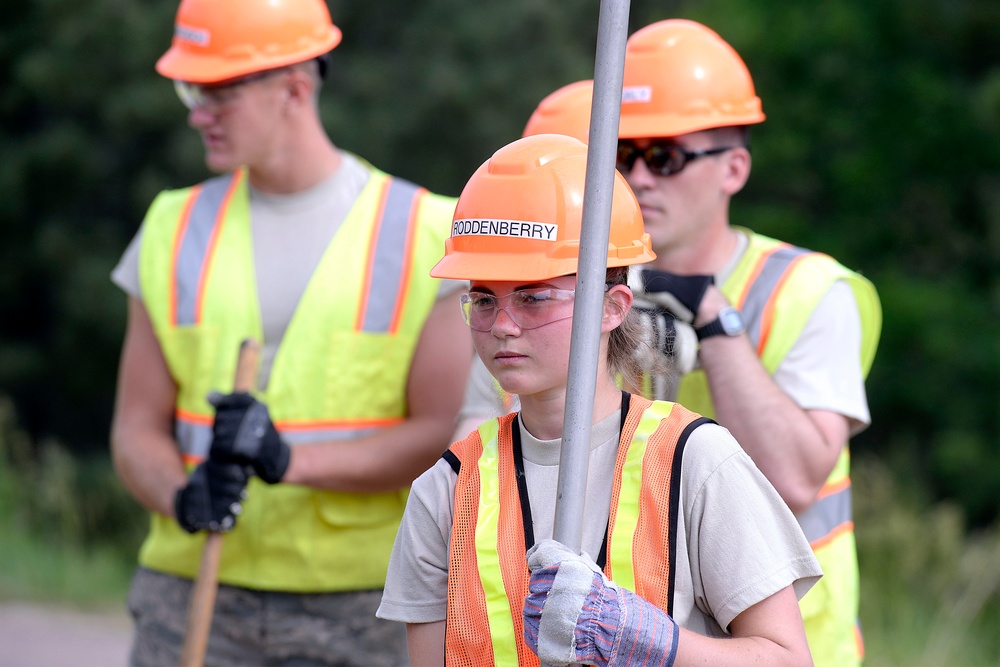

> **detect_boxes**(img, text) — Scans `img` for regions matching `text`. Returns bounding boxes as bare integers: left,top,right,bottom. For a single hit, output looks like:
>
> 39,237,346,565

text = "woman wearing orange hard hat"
377,133,820,666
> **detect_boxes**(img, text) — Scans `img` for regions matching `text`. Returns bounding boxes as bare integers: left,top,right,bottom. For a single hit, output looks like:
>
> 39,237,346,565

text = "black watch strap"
695,306,745,341
695,318,726,340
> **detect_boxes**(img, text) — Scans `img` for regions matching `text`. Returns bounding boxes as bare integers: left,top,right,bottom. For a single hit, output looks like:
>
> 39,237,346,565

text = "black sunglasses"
616,140,735,176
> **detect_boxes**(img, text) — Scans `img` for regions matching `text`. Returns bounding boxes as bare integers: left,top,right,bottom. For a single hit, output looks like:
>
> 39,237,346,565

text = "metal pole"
551,0,631,553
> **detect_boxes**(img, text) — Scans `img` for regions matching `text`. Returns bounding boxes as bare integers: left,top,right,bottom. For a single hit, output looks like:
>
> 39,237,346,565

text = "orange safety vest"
443,395,708,666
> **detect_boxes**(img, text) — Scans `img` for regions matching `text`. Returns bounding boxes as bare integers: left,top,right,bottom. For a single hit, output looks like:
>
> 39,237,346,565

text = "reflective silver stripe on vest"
175,420,213,460
171,174,418,459
175,420,386,460
796,484,852,544
741,245,854,545
172,174,421,333
174,173,237,326
739,245,809,348
361,178,422,332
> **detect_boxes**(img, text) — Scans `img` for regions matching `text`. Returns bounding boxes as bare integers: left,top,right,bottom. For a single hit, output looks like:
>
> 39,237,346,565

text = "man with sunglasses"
109,0,471,664
454,19,881,667
618,22,881,667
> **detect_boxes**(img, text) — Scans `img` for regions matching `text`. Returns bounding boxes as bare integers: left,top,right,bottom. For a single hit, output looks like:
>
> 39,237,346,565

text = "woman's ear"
602,284,633,333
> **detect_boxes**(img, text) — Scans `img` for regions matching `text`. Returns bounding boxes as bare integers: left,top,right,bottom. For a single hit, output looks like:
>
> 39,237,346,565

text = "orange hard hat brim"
430,252,580,282
155,26,341,83
430,240,656,282
618,108,765,139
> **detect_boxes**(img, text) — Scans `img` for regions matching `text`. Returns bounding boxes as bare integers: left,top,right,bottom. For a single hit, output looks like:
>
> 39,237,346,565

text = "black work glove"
207,392,290,484
635,269,714,323
174,459,249,534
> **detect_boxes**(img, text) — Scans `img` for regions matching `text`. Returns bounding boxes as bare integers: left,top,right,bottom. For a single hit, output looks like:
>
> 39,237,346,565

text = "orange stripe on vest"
445,398,701,664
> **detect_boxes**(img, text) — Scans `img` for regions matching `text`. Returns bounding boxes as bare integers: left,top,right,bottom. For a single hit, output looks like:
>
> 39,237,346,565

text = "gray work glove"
207,392,291,484
632,304,699,377
174,459,249,534
523,539,679,667
632,269,714,324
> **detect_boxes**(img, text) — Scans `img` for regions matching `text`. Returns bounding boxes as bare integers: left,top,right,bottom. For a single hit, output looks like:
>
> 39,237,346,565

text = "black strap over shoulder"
511,416,536,551
441,449,461,475
665,414,715,615
620,391,631,431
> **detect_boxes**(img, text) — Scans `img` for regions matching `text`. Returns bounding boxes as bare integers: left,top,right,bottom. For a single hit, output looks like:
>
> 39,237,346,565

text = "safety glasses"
616,140,735,177
173,69,285,111
459,287,579,332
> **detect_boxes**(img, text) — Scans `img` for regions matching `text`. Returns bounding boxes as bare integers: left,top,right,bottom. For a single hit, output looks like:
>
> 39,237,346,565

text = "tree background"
1,0,999,662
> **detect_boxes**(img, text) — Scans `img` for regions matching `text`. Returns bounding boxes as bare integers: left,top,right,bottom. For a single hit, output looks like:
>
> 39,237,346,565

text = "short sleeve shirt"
377,410,821,635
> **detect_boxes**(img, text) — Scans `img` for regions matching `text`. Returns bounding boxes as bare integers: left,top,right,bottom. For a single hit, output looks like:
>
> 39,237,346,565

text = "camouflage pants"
126,568,408,667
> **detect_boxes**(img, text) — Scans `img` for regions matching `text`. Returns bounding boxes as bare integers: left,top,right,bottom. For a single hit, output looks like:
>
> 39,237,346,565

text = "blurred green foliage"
0,399,143,603
0,0,998,606
1,401,997,663
854,455,1000,665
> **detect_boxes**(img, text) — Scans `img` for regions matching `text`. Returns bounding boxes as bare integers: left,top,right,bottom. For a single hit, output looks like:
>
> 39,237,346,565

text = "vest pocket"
322,332,416,417
314,488,408,527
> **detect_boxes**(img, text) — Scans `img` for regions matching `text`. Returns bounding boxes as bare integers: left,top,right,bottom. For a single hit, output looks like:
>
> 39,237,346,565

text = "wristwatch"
695,306,746,341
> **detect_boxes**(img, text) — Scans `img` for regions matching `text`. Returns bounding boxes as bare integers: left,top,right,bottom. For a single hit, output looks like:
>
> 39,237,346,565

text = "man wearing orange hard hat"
619,22,880,667
459,19,882,667
109,0,471,663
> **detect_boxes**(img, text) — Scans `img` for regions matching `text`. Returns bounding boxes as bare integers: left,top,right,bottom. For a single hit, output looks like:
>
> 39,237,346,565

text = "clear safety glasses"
616,140,735,177
173,69,284,111
459,287,580,332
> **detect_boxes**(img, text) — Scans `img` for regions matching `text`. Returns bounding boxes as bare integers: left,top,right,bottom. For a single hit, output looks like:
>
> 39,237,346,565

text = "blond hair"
605,267,673,393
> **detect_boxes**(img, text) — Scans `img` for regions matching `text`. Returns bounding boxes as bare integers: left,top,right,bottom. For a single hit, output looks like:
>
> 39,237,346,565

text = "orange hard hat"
431,134,655,282
522,80,594,144
156,0,342,83
618,19,764,138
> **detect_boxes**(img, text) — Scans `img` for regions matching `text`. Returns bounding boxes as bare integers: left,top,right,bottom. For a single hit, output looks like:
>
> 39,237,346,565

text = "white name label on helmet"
175,23,210,47
452,219,557,241
621,86,652,104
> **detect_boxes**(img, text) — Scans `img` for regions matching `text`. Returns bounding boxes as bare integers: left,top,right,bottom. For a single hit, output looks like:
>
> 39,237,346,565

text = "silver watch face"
719,308,746,335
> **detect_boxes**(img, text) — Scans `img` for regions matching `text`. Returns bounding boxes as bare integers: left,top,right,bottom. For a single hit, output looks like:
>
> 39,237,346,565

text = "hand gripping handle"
179,339,260,667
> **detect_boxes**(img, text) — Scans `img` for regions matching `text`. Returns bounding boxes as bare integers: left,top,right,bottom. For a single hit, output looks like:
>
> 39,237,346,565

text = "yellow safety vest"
137,164,456,592
443,396,706,666
676,229,881,667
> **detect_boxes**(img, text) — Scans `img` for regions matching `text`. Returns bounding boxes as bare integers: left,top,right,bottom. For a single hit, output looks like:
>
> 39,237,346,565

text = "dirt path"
0,602,132,667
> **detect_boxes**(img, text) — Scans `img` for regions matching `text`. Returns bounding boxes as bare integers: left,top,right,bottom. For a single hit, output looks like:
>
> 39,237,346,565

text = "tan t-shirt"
111,152,464,389
377,408,821,635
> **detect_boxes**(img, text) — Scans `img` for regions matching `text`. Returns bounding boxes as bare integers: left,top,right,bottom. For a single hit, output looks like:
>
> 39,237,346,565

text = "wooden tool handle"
179,338,261,667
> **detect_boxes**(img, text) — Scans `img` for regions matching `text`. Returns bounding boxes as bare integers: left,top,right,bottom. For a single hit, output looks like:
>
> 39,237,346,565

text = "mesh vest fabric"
444,397,702,665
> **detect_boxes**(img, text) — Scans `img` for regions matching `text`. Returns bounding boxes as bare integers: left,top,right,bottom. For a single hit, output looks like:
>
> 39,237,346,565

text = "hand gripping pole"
547,0,630,665
179,338,261,667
